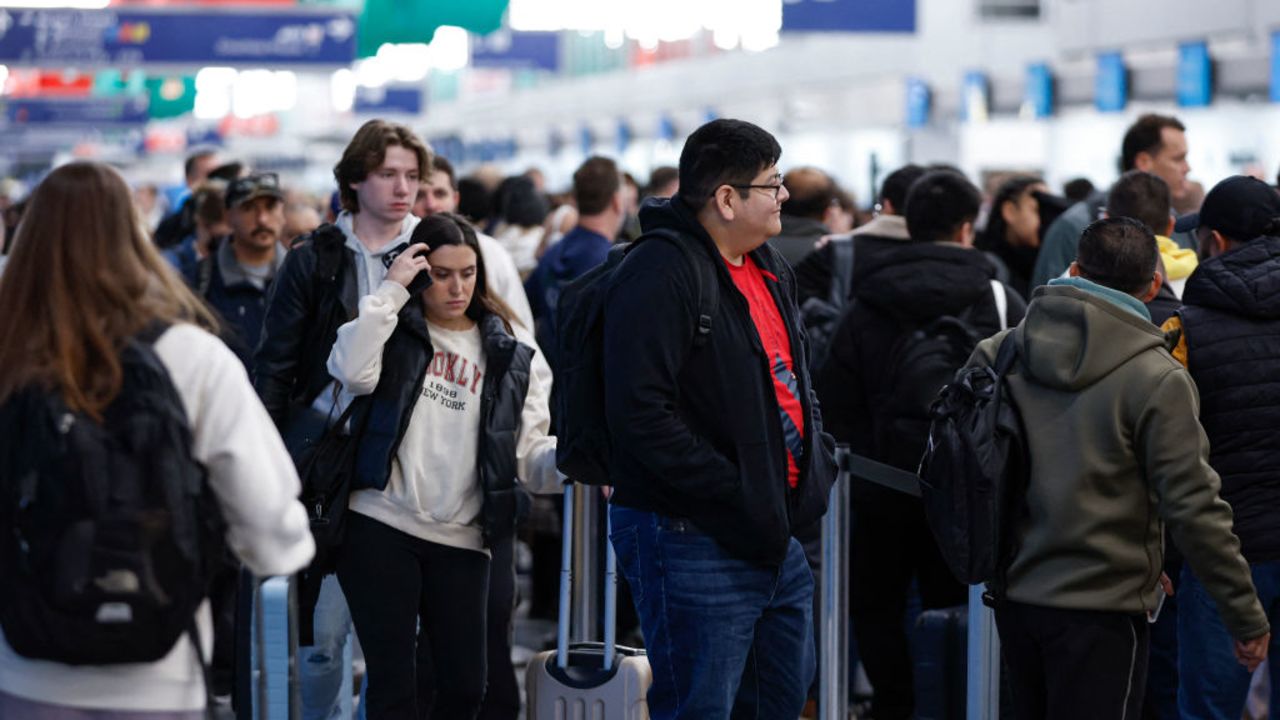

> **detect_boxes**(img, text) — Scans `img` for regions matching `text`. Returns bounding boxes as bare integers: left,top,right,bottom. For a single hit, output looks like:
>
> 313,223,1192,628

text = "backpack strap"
196,254,215,298
989,279,1008,331
309,224,347,284
628,228,719,348
134,320,173,346
993,329,1021,376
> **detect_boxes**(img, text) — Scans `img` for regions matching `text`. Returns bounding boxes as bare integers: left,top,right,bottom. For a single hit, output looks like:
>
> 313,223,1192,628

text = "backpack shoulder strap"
307,224,347,284
134,321,173,346
196,254,215,297
990,279,1008,331
993,330,1020,376
636,228,719,348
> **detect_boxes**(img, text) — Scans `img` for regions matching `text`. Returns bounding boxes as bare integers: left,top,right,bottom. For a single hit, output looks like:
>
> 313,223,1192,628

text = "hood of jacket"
1019,284,1167,392
1181,235,1280,320
850,214,910,241
638,195,713,245
548,226,611,277
852,240,995,323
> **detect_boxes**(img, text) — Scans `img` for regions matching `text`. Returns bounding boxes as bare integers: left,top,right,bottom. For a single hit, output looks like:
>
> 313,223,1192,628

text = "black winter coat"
1178,235,1280,563
818,240,1027,464
253,225,358,433
351,309,534,544
604,197,838,568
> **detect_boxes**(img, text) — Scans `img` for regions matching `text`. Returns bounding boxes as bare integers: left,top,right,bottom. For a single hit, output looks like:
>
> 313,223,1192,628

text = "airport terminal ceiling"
0,0,1276,203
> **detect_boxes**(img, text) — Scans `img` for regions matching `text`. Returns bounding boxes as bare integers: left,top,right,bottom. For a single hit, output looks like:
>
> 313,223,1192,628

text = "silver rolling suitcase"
526,483,652,719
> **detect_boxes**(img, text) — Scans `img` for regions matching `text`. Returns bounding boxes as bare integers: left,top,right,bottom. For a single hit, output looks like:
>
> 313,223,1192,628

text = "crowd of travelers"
1,110,1279,720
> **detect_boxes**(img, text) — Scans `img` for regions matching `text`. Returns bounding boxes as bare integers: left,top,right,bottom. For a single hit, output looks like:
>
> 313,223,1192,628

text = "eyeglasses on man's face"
729,173,785,201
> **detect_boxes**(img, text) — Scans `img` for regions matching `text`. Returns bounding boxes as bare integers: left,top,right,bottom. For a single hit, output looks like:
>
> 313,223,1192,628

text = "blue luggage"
913,606,968,720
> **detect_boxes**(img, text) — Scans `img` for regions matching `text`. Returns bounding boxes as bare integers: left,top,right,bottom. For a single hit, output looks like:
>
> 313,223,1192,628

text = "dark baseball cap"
1174,175,1280,241
224,172,284,210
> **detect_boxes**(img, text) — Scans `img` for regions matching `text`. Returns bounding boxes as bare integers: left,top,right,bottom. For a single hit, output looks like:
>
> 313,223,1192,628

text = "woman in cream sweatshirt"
326,212,558,719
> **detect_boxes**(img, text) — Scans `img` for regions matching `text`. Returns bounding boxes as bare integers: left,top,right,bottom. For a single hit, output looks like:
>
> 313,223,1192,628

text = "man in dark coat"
818,170,1026,720
604,119,837,720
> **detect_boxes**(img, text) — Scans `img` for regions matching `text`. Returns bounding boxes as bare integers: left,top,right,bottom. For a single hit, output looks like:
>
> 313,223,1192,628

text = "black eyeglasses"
729,174,785,200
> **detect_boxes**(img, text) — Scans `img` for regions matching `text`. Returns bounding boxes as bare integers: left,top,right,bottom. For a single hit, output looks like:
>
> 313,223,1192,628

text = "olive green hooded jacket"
970,283,1267,640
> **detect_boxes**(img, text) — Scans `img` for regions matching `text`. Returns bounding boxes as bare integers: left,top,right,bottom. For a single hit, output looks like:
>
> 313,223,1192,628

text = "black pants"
850,481,967,720
996,601,1150,720
476,533,519,720
338,513,490,720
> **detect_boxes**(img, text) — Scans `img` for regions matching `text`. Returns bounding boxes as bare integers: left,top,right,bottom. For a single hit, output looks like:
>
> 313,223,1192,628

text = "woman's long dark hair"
979,175,1043,251
412,212,519,333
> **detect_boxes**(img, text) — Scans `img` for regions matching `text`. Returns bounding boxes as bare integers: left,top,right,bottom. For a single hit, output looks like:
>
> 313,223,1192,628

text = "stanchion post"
818,446,852,720
966,585,1001,720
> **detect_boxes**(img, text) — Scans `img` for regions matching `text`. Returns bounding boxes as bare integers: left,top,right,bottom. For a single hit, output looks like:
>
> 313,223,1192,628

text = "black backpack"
554,229,718,486
918,330,1028,590
799,235,854,373
873,281,1005,471
0,324,224,668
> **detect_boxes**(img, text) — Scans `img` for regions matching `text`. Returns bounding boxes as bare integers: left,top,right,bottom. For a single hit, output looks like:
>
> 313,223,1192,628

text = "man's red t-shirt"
724,254,806,488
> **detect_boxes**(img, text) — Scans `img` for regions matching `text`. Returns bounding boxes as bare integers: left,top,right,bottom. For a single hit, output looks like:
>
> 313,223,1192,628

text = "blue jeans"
1178,562,1280,719
609,506,816,720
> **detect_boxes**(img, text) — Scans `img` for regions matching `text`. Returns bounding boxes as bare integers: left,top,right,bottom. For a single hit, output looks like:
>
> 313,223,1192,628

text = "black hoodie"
818,240,1026,462
603,197,837,567
1178,235,1280,562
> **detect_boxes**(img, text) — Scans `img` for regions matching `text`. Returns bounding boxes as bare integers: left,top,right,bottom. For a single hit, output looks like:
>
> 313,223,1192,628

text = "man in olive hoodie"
968,217,1268,720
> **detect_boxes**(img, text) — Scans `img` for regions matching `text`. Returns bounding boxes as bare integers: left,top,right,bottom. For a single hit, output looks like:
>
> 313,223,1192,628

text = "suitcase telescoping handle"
556,482,617,672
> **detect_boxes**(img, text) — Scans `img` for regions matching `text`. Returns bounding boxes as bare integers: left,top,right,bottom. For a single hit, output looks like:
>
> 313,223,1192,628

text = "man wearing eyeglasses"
603,118,838,719
193,172,287,369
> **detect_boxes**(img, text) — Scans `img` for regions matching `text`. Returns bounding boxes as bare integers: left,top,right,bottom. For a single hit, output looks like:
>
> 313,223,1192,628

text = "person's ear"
956,220,975,247
1164,215,1175,237
1134,152,1154,173
1000,200,1018,227
1140,271,1163,303
714,185,738,222
880,199,896,216
1211,229,1229,257
1067,261,1081,277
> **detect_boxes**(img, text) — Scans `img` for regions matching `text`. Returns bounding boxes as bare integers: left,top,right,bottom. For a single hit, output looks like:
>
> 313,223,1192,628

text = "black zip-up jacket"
254,224,357,434
351,309,534,543
1178,235,1280,563
603,197,838,567
818,239,1026,464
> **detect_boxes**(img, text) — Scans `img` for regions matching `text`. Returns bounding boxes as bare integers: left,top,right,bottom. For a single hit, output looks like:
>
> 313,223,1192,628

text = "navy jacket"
525,225,611,372
603,197,837,567
198,240,284,370
1178,235,1280,563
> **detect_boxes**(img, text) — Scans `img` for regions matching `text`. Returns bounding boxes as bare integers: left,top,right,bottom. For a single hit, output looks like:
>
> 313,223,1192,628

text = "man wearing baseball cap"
194,171,288,368
1162,175,1280,718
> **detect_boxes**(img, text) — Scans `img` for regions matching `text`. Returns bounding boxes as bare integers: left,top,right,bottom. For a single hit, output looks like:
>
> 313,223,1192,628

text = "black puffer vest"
1178,235,1280,563
351,308,533,544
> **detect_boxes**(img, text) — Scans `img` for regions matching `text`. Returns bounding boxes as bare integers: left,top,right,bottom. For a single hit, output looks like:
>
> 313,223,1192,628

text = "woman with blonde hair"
0,161,314,718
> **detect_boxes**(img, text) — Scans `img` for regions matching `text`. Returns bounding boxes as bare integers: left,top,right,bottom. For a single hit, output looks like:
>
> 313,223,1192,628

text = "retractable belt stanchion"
570,480,601,644
838,449,1002,720
818,446,852,720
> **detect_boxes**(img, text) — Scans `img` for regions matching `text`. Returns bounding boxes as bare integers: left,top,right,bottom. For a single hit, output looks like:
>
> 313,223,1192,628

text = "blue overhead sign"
905,76,930,128
961,71,989,122
1273,33,1280,103
354,86,424,116
1024,63,1053,119
1177,41,1212,108
471,31,561,72
1095,52,1128,113
0,7,357,67
782,0,916,33
5,97,148,126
